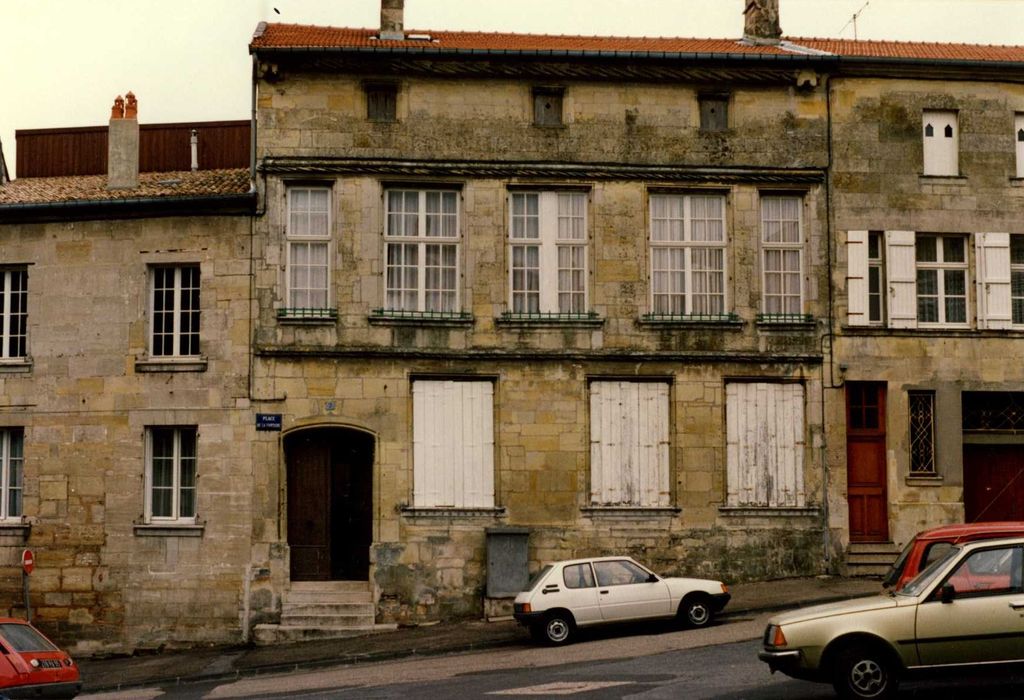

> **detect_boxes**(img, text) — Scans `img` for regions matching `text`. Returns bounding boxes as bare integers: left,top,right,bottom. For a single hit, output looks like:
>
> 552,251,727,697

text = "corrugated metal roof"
250,23,1024,63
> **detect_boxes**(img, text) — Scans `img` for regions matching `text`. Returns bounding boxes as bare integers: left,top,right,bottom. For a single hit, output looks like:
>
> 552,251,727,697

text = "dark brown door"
847,383,889,542
964,445,1024,522
287,429,374,581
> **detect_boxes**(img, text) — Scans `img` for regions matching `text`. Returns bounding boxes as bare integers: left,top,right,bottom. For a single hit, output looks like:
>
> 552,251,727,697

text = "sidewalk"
77,575,881,693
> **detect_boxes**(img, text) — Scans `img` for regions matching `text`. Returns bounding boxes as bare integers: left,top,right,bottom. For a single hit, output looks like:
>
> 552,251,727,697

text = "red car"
0,618,80,699
883,521,1024,591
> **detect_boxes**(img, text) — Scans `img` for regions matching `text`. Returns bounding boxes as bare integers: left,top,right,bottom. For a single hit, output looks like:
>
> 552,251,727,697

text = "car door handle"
542,586,560,594
1008,601,1024,610
600,589,609,594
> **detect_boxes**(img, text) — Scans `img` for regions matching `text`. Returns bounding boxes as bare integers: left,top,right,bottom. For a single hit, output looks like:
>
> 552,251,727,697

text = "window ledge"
277,308,338,325
638,314,743,329
400,507,506,518
906,474,943,486
919,174,966,184
0,522,30,541
756,314,817,330
497,312,604,328
133,522,205,537
369,310,474,327
135,357,208,373
1011,177,1024,187
719,506,821,517
581,506,680,517
0,360,32,374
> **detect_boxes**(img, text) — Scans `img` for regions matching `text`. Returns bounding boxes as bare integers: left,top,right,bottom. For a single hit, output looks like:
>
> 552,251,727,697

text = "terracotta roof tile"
250,24,791,55
250,22,1024,63
0,168,251,206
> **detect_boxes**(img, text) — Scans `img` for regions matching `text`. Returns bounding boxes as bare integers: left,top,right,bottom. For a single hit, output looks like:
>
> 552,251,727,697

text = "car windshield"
898,545,961,597
0,624,57,652
524,565,553,592
882,539,914,588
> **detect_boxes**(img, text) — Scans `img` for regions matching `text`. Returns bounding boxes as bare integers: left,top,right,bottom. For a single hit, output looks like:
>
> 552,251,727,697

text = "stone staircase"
845,542,902,578
253,581,396,645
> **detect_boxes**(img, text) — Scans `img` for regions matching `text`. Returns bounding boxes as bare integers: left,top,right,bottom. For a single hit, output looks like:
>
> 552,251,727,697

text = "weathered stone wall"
0,216,254,653
830,77,1024,550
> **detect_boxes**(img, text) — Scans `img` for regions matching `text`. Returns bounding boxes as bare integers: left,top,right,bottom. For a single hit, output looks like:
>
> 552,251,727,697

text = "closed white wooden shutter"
975,232,1012,330
726,383,805,507
413,380,494,508
846,230,869,326
589,381,669,507
885,230,917,329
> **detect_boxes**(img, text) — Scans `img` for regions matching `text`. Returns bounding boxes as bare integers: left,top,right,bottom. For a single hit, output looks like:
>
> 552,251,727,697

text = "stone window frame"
915,233,969,327
149,264,201,359
1016,113,1024,179
698,93,730,132
0,428,23,522
922,109,959,177
411,379,495,509
759,194,805,318
588,379,671,509
908,391,937,476
506,190,590,317
383,187,462,315
281,184,334,321
648,191,729,319
1012,234,1024,326
0,267,28,362
143,426,198,525
364,81,398,123
532,86,565,128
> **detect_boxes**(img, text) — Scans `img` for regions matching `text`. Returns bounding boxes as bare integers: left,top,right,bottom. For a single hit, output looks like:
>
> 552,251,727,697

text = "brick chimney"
107,91,139,189
380,0,404,41
744,0,782,45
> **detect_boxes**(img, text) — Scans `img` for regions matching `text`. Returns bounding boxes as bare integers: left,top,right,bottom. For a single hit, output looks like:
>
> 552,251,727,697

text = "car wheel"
542,612,575,645
679,594,713,628
832,645,898,700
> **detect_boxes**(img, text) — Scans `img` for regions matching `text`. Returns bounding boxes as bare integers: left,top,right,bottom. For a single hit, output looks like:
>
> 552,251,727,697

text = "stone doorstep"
281,602,375,616
284,591,374,604
280,613,376,627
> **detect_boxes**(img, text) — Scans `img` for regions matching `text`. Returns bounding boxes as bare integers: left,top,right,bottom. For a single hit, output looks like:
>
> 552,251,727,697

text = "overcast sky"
2,0,1022,178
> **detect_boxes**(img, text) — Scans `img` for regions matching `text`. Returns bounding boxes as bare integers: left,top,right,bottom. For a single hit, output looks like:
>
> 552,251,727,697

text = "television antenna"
839,1,871,40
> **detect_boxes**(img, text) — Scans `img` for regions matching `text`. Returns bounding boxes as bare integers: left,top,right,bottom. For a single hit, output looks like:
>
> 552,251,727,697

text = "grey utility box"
485,527,530,598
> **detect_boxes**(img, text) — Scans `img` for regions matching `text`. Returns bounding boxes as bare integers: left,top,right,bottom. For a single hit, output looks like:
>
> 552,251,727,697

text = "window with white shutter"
846,230,869,326
589,381,670,507
916,234,968,327
975,232,1012,329
726,382,805,508
412,380,494,508
922,110,959,177
885,230,918,329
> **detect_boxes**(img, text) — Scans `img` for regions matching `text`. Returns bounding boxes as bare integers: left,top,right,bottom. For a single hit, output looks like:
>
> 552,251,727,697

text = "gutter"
0,192,256,224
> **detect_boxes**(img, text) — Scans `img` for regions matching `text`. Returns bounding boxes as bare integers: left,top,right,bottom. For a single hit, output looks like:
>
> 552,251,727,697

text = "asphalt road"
80,613,1024,699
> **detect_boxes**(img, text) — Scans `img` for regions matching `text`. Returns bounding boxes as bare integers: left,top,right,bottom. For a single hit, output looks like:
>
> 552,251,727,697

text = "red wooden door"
964,445,1024,522
847,383,889,542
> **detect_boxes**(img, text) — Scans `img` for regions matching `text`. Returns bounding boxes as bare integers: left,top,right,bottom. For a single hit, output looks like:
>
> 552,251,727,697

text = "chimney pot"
744,0,782,44
380,0,405,41
108,92,139,189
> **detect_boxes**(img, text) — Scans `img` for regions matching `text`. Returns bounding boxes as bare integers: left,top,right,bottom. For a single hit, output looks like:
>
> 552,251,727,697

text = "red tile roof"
250,22,1024,63
0,168,251,206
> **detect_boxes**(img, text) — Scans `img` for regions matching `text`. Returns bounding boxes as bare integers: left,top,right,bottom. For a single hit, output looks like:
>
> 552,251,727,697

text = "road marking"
488,681,632,695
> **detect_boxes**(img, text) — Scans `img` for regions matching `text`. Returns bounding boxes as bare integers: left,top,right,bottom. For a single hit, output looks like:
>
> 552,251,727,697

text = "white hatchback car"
513,556,730,644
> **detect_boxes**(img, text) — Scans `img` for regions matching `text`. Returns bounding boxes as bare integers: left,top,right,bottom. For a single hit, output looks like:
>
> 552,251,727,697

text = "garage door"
963,445,1024,522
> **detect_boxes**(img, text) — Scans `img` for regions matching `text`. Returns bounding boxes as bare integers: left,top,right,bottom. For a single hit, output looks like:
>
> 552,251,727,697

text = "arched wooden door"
285,428,374,581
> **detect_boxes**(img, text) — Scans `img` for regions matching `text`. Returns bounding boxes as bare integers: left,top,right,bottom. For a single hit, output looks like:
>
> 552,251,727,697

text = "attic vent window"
1018,129,1024,142
925,124,934,138
699,94,729,132
365,82,398,123
533,87,565,127
406,33,433,41
944,125,954,138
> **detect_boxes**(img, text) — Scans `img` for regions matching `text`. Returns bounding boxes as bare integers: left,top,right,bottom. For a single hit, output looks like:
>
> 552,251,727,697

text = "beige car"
759,536,1024,699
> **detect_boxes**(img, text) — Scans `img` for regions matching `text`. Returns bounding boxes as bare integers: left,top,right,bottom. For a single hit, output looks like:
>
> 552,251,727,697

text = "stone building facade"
0,102,255,652
246,10,835,628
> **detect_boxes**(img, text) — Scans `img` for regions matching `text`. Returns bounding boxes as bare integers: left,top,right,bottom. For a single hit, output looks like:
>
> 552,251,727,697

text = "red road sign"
21,549,33,575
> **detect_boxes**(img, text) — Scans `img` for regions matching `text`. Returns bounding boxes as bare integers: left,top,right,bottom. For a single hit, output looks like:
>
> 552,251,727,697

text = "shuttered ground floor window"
726,382,806,508
412,380,495,508
589,381,670,507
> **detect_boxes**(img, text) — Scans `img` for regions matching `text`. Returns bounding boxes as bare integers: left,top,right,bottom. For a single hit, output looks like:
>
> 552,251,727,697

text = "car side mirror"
940,584,956,604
